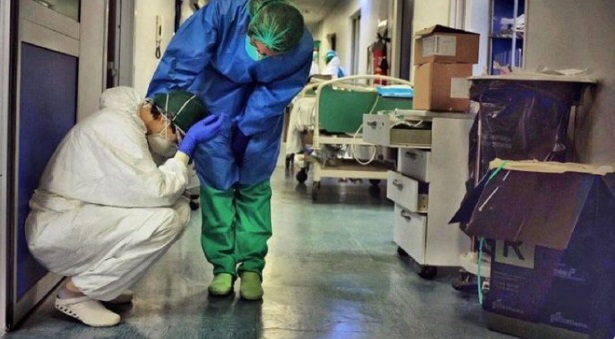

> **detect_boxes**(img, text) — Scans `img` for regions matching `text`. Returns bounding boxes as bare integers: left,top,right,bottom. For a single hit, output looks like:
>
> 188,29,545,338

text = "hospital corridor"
2,155,510,338
3,0,615,338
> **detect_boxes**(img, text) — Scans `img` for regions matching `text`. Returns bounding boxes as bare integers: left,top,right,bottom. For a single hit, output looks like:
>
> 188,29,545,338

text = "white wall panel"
316,0,451,80
413,0,450,33
525,0,615,164
0,0,11,330
133,0,175,95
78,0,107,120
314,0,358,73
411,0,450,81
464,0,490,75
316,0,394,76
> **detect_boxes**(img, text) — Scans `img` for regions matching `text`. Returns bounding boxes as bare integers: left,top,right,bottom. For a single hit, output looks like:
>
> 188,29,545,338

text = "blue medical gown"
148,0,313,190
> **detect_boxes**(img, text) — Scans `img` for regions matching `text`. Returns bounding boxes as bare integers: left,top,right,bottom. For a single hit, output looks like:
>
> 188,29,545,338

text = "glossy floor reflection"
3,155,514,339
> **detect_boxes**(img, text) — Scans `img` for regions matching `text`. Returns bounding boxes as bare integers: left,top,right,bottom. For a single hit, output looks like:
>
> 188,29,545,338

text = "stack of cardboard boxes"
454,162,615,338
413,25,480,112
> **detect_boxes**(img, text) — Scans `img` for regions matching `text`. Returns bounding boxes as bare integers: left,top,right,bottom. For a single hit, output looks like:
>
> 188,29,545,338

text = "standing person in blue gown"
147,0,313,300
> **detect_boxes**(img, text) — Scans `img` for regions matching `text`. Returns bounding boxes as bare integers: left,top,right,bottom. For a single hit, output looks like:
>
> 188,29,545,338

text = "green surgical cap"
325,50,337,63
152,90,208,133
248,0,304,53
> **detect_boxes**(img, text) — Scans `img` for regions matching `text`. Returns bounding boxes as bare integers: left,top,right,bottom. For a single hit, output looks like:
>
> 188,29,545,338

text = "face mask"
147,121,178,158
245,35,268,61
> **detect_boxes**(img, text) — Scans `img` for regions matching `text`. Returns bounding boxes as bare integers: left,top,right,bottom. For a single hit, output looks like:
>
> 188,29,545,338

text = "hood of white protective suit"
328,56,340,67
99,86,144,113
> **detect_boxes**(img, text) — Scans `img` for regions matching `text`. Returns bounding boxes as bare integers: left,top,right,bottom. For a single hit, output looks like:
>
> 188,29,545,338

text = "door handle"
400,209,413,221
404,151,418,160
392,179,403,189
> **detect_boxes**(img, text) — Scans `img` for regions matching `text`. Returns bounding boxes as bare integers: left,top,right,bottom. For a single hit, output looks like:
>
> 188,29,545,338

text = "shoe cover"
208,273,234,296
55,296,120,327
240,272,263,300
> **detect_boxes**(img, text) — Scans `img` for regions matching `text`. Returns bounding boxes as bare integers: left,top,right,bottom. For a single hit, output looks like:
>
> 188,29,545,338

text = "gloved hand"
178,115,224,158
231,125,251,166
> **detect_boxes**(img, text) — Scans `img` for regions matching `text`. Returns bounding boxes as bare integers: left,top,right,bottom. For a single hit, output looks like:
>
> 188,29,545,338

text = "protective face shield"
245,35,268,61
147,118,178,158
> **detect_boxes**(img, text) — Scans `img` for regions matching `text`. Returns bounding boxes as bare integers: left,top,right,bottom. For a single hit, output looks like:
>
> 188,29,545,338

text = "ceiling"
293,0,343,27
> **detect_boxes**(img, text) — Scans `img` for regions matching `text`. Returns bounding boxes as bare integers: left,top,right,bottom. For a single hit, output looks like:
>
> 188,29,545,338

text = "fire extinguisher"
369,32,390,85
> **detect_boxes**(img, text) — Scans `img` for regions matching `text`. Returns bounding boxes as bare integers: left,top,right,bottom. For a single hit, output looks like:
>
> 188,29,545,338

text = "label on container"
450,78,471,98
495,240,536,269
422,35,456,57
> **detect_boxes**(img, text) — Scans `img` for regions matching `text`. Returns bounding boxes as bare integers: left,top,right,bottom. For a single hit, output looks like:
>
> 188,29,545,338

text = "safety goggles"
152,93,198,141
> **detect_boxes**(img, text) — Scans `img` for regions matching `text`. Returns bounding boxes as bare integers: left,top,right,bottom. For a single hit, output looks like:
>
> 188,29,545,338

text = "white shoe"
104,290,134,305
55,296,120,327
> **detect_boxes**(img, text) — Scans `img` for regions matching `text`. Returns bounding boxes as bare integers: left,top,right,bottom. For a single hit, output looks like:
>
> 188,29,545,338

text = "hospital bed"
284,80,321,180
303,75,414,201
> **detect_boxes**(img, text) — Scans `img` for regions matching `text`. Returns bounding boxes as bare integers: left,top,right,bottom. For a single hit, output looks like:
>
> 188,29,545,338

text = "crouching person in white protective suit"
25,87,224,327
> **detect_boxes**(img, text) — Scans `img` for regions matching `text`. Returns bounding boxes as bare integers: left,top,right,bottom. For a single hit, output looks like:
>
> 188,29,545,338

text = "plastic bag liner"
468,79,583,182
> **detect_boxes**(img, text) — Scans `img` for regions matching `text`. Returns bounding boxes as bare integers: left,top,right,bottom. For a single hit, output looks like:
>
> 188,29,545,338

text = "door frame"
0,0,13,331
107,0,135,88
392,0,414,80
350,10,361,75
7,0,80,329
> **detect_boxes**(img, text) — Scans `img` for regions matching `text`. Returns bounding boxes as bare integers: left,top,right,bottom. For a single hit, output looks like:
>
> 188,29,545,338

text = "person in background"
147,0,312,301
323,50,347,79
310,51,320,76
25,87,223,327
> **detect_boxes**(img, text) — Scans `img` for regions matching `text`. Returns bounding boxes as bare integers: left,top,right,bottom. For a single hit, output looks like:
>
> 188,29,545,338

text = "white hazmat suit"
323,56,345,79
26,87,191,302
285,95,316,155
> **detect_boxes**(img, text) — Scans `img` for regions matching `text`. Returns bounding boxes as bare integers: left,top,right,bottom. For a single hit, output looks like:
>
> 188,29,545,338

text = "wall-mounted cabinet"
489,0,526,74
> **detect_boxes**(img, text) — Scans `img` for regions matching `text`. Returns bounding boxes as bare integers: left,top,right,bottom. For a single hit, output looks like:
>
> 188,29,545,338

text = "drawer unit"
386,171,428,213
393,204,427,264
363,114,432,148
364,111,474,275
398,148,431,182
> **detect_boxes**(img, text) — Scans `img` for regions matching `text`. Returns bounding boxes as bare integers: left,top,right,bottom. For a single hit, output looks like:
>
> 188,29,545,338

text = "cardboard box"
413,62,471,112
453,162,615,338
414,25,480,65
486,312,591,339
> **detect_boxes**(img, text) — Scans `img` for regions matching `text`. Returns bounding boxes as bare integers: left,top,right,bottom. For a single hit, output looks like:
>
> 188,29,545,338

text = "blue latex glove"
231,125,251,166
178,115,224,158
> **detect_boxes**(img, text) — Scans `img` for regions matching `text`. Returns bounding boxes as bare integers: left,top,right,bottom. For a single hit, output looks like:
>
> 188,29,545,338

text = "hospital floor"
3,154,513,339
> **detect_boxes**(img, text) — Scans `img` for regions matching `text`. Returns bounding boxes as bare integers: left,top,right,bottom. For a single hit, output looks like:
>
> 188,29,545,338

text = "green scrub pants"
200,181,272,277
